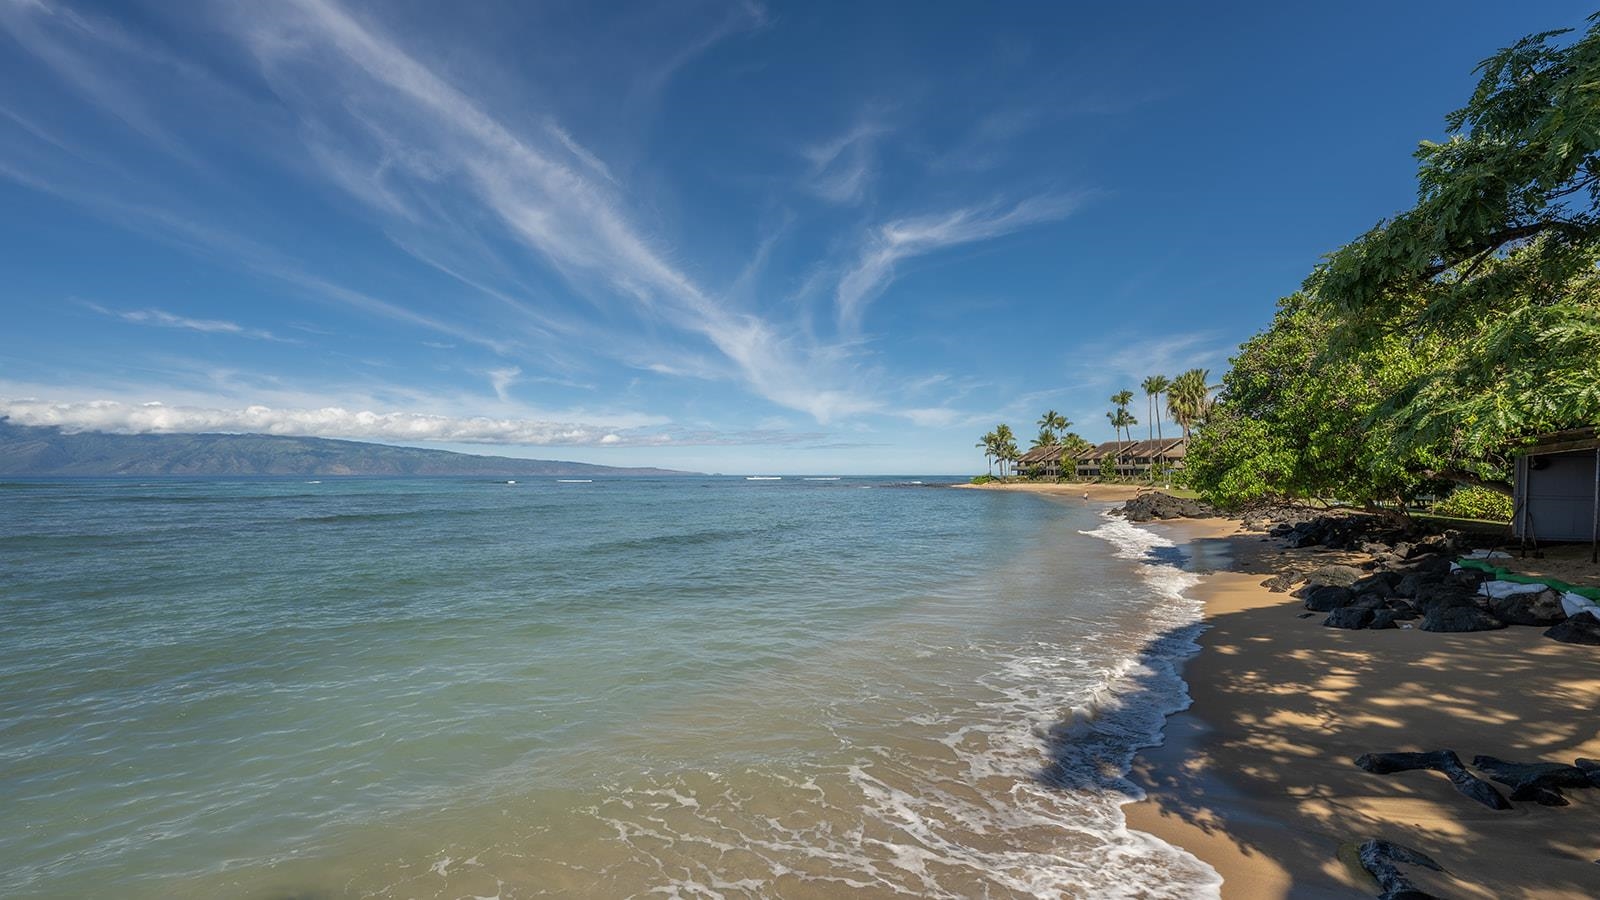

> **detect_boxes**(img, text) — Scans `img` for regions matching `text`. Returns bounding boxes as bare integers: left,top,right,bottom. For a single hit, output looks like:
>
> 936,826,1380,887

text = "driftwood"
1357,838,1445,900
1473,755,1594,805
1354,750,1511,810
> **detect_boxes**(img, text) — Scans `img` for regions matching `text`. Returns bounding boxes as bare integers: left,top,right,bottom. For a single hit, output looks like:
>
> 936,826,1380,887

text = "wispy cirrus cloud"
1078,331,1231,385
802,119,887,205
486,366,520,402
834,195,1081,331
87,303,284,341
219,0,888,423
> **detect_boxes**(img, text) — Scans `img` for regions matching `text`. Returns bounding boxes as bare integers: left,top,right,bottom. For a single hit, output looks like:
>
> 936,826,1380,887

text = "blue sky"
0,1,1589,474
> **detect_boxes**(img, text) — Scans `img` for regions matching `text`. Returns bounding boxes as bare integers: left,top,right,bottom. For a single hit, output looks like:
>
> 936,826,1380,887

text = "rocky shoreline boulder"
1420,605,1506,633
1487,589,1567,626
1114,492,1216,522
1545,615,1600,645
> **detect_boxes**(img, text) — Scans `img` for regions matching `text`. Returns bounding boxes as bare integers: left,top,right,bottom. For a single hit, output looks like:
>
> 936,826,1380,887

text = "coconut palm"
994,423,1017,476
1036,409,1070,446
1167,368,1214,438
1116,408,1138,472
976,430,996,476
1142,375,1170,441
1108,390,1137,471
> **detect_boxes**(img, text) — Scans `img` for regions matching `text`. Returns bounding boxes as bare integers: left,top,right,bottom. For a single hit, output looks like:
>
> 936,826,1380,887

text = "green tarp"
1456,557,1600,601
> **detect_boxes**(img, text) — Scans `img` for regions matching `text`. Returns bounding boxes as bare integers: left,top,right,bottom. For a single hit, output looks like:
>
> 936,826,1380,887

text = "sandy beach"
950,481,1151,502
1126,517,1600,898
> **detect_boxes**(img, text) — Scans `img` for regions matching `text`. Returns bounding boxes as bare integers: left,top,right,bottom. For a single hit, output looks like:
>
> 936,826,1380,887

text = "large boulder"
1348,593,1392,611
1305,564,1366,589
1393,572,1429,599
1352,571,1399,597
1324,607,1374,630
1420,605,1506,633
1368,609,1402,630
1304,585,1356,612
1387,603,1421,621
1412,583,1479,612
1261,572,1297,593
1118,492,1215,522
1544,615,1600,645
1487,589,1567,627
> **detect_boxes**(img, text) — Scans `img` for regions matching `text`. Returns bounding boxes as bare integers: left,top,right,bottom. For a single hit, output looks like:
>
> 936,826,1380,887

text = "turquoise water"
0,477,1218,898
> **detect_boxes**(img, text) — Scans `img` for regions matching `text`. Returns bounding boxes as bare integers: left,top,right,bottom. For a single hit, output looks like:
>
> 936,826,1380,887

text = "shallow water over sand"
1,477,1217,898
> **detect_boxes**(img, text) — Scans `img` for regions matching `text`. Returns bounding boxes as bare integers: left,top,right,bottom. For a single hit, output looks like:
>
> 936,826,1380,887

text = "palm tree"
1167,368,1214,438
1109,390,1137,471
1115,409,1138,473
994,423,1017,476
976,430,996,476
1142,375,1170,441
1036,409,1070,446
1104,409,1136,477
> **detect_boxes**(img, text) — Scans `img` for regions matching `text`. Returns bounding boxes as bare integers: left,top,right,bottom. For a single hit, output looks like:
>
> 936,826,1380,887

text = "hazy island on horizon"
0,420,699,478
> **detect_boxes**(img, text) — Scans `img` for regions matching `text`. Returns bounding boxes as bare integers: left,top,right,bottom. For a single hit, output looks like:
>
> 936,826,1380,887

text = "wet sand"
1126,519,1600,899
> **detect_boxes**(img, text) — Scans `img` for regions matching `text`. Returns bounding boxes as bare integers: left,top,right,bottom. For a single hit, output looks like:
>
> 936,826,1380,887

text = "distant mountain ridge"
0,420,696,477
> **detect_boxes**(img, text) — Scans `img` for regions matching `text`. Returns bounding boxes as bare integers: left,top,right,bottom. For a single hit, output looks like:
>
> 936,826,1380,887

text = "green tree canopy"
1192,15,1600,510
1310,17,1600,457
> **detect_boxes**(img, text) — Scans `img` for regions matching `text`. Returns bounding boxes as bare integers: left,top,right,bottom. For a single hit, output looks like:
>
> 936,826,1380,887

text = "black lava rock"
1487,589,1567,627
1545,615,1600,645
1304,585,1356,612
1324,607,1374,629
1420,605,1506,633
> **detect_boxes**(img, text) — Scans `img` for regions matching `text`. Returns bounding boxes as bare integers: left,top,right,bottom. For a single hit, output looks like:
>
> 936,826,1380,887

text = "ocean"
0,477,1220,898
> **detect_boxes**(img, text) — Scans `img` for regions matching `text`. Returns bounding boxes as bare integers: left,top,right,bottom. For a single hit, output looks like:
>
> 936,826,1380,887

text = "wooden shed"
1513,427,1599,560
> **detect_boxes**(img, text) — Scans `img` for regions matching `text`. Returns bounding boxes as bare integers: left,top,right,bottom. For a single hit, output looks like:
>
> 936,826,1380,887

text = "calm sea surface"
0,477,1218,898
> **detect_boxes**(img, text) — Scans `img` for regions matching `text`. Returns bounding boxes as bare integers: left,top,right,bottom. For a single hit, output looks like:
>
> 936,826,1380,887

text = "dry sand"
1124,519,1600,898
950,481,1150,502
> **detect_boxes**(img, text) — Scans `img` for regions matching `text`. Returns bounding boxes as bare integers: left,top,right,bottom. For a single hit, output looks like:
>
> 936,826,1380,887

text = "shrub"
971,475,996,485
1433,485,1514,522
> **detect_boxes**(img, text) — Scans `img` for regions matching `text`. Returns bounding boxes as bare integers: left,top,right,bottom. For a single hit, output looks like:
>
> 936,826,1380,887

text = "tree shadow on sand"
1034,531,1600,899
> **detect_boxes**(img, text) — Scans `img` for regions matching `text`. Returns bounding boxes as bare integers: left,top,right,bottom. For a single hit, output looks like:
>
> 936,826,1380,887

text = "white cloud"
899,407,962,428
232,0,876,423
544,119,618,185
486,365,519,402
0,397,844,449
835,195,1080,331
0,398,632,445
1082,332,1229,386
88,303,283,341
802,121,886,205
